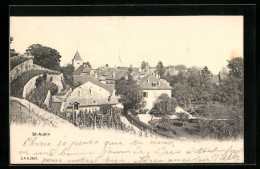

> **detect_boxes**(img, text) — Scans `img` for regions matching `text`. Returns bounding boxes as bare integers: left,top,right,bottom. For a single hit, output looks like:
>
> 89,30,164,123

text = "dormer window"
152,82,156,87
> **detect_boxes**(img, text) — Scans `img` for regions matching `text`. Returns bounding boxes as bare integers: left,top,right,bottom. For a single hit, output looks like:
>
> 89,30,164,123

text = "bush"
28,82,58,107
176,112,189,121
198,104,243,139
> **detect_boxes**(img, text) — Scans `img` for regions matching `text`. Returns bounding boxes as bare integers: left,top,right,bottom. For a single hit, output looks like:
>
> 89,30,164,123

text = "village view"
9,37,244,140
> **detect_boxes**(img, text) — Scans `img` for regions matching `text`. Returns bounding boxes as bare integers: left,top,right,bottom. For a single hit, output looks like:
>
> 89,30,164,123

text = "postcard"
10,16,244,164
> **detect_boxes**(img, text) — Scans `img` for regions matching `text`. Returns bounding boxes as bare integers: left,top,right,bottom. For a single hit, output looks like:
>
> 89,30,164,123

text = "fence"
124,110,176,138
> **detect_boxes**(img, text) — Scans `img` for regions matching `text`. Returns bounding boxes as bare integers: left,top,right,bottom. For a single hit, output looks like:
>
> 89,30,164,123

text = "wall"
73,60,83,69
10,59,34,82
46,73,64,92
142,89,172,110
22,74,43,99
43,90,52,108
32,64,60,74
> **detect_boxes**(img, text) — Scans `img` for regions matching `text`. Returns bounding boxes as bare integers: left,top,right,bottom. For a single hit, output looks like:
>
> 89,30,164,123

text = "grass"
10,56,30,71
9,100,54,127
10,69,60,98
149,119,201,139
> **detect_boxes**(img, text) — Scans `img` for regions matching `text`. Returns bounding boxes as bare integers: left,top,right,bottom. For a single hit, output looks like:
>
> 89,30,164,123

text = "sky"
10,16,243,74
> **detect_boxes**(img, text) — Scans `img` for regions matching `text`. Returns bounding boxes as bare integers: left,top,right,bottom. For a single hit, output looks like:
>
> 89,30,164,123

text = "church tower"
72,51,83,69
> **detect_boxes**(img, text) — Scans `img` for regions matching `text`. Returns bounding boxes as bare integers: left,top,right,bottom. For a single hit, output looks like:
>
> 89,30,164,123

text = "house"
139,74,172,111
105,70,129,84
72,51,83,69
66,75,118,112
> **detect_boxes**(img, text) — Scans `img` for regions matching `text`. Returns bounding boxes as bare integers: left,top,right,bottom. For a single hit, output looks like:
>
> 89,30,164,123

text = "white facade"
72,59,83,69
142,89,172,110
70,81,111,99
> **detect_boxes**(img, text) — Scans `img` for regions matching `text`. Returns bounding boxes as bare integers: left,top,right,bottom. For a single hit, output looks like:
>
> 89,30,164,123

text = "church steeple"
72,51,83,69
73,51,82,61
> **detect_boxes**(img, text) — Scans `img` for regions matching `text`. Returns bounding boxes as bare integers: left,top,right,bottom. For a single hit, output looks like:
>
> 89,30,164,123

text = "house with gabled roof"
139,74,172,110
66,75,118,112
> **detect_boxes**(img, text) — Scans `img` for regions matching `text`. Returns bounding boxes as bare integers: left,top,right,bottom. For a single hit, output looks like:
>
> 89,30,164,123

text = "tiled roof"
76,75,115,95
106,70,128,80
139,75,172,90
73,51,82,60
83,65,91,73
73,65,85,75
67,95,118,107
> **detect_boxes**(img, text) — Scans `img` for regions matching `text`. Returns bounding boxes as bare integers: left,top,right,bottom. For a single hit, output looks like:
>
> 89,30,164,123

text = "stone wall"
43,90,52,108
22,73,64,99
46,73,64,92
10,59,34,82
22,74,43,99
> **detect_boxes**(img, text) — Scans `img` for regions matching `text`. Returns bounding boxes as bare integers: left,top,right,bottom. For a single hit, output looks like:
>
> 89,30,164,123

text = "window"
152,82,156,87
78,91,80,97
50,77,53,82
74,102,79,110
143,92,148,97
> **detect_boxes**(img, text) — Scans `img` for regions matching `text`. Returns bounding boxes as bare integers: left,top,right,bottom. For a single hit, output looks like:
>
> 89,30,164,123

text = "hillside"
10,97,75,128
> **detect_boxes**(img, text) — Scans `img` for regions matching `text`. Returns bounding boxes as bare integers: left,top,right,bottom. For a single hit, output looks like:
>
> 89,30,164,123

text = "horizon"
10,16,243,74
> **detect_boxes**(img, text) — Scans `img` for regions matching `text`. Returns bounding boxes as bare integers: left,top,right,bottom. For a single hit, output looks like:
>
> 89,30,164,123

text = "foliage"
200,66,213,88
26,44,62,70
59,64,75,87
176,112,189,121
141,61,149,72
28,82,58,107
127,65,134,81
115,78,144,111
227,57,243,79
198,104,244,139
175,64,187,72
150,94,177,116
156,61,165,79
10,56,29,70
35,73,47,88
10,36,19,58
10,69,60,98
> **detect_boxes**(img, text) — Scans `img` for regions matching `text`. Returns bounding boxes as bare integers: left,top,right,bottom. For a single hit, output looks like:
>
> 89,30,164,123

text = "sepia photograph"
9,15,244,164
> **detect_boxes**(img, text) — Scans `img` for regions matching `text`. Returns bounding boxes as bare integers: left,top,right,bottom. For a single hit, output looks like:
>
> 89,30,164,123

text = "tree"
59,64,75,87
115,78,144,111
200,66,212,88
150,94,177,117
26,44,62,70
156,61,166,79
127,65,134,81
141,61,149,72
10,36,18,57
227,57,243,79
175,64,187,72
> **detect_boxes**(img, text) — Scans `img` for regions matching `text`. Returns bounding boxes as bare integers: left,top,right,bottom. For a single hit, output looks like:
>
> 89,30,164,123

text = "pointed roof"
73,51,82,61
82,65,92,73
139,75,172,90
73,65,85,75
